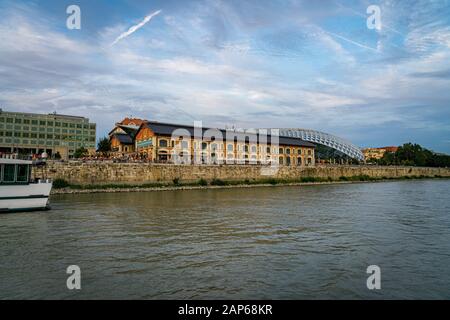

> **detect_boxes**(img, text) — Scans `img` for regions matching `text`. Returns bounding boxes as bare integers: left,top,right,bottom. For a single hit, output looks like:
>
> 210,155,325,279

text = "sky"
0,0,450,153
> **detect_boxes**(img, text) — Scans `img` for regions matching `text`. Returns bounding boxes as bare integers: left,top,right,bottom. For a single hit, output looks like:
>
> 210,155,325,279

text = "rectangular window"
23,119,30,124
15,118,22,124
40,121,46,126
3,164,15,182
6,118,13,123
47,121,53,126
31,120,38,125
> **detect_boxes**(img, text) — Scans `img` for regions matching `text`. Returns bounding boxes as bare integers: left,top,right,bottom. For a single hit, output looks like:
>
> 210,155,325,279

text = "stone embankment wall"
42,161,450,185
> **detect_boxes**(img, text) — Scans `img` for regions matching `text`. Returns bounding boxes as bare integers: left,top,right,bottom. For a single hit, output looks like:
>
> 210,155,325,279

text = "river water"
1,180,450,299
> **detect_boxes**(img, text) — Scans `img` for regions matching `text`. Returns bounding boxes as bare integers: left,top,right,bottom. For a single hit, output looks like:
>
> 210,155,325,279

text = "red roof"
118,118,147,126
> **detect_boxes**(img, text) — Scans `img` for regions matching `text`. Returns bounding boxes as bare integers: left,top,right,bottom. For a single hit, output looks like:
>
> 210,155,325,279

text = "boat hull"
0,181,53,213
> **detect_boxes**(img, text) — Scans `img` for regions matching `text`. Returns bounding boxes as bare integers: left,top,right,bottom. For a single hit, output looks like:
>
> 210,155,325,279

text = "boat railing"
34,178,52,184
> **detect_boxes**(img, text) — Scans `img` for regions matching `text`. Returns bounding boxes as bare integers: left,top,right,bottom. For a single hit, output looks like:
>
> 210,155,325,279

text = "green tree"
73,147,88,159
97,137,111,154
376,143,450,167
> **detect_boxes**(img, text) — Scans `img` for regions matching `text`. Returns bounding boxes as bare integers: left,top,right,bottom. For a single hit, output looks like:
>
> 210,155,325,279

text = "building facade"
109,118,146,156
0,109,96,159
135,121,316,166
362,146,398,161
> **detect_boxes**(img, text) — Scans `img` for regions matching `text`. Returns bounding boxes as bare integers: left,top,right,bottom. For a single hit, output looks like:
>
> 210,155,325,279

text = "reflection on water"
1,180,450,299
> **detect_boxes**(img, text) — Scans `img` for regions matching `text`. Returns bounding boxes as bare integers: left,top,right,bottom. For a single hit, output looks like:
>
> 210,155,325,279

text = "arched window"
159,139,168,147
279,147,284,154
297,157,302,166
279,156,284,165
227,144,233,151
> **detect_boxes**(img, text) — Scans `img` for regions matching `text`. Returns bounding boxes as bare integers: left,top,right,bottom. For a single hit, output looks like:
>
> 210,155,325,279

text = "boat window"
3,164,15,182
17,165,29,182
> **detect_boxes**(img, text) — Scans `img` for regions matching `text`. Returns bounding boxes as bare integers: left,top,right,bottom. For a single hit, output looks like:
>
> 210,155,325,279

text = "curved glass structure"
276,128,364,161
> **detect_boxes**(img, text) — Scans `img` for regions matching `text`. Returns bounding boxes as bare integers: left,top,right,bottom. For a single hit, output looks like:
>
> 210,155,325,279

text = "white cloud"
111,10,162,46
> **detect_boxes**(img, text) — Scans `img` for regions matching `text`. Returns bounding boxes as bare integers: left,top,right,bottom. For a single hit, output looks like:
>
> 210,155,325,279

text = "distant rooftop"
0,109,91,121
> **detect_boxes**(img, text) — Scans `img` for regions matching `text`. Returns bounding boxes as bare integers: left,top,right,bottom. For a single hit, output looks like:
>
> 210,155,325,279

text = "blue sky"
1,0,450,152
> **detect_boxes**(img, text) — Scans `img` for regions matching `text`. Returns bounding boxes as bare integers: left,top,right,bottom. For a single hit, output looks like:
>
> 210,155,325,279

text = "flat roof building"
0,109,96,159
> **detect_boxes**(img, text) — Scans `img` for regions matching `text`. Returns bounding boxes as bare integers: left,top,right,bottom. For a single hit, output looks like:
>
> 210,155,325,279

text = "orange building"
363,146,398,160
109,118,147,156
135,121,316,165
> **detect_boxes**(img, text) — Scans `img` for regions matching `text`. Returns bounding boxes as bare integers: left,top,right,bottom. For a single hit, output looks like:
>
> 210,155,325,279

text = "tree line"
371,143,450,167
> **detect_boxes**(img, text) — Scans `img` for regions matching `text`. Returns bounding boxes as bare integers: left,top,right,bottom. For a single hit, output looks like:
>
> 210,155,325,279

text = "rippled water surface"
1,180,450,299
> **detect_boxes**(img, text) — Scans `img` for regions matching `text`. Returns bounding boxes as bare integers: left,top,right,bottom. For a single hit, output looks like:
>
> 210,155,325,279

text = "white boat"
0,158,52,213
